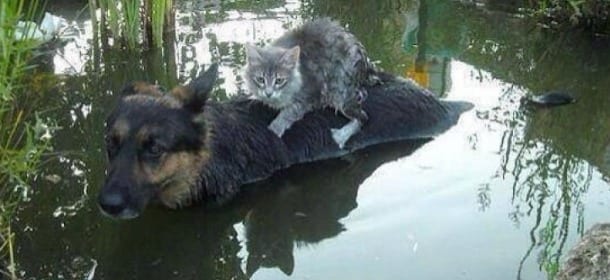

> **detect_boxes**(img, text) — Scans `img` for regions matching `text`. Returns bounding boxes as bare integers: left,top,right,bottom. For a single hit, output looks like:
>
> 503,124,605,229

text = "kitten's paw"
268,122,286,137
331,128,349,149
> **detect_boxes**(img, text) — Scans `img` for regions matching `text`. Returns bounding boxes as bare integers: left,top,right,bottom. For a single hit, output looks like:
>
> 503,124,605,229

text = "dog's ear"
170,63,218,113
120,82,139,96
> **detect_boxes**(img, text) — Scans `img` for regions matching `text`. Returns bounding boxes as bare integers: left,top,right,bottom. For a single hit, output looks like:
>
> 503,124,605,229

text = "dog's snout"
98,191,128,217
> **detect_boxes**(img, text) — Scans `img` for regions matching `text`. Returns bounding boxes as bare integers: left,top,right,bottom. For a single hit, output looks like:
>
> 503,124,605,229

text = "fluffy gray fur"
243,18,379,148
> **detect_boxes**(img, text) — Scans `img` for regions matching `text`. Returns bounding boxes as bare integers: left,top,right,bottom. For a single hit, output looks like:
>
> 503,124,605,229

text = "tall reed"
151,0,173,48
122,0,141,49
0,0,50,279
91,0,174,49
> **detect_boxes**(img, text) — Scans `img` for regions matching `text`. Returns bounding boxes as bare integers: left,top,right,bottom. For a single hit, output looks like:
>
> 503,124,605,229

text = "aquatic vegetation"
0,0,52,279
90,0,174,49
527,0,610,32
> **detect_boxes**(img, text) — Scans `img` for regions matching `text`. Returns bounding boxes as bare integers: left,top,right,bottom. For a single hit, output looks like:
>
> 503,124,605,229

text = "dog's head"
99,64,218,219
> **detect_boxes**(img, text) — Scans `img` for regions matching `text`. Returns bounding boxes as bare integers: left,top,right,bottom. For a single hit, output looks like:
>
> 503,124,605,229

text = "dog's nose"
98,191,127,217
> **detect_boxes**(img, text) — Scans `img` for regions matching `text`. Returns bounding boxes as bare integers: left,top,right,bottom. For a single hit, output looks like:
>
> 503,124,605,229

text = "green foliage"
0,117,50,278
0,0,52,279
92,0,174,49
0,0,42,101
527,0,610,31
151,0,172,48
122,0,141,49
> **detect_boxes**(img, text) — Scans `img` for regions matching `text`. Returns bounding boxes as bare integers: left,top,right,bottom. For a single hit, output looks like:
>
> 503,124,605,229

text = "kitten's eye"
254,76,264,84
275,78,286,86
356,91,366,103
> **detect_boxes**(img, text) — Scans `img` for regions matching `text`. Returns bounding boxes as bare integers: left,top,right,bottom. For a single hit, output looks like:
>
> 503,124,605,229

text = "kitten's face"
244,45,301,108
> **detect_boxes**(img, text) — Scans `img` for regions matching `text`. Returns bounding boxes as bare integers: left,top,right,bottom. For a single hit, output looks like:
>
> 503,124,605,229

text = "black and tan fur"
99,64,472,219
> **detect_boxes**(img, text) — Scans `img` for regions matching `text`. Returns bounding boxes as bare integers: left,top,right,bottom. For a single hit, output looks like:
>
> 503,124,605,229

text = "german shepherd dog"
99,64,472,219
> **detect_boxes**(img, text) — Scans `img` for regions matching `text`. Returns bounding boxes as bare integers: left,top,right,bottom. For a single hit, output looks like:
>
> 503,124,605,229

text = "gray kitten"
243,18,379,148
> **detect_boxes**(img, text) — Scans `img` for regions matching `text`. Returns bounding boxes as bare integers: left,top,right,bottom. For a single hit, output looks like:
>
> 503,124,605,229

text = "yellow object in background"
405,64,430,88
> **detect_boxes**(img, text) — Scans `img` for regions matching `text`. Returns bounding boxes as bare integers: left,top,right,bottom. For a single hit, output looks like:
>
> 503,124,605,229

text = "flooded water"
14,0,610,279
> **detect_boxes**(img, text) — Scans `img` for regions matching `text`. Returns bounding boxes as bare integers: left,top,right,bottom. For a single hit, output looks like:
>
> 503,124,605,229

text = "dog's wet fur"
99,64,473,219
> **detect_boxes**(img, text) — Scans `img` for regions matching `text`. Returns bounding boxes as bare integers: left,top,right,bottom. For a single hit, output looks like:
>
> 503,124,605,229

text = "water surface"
15,0,610,279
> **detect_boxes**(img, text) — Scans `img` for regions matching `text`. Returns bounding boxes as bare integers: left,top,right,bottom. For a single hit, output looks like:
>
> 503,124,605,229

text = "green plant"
0,0,52,279
0,0,41,101
92,0,174,49
151,0,173,48
526,0,610,32
122,0,141,49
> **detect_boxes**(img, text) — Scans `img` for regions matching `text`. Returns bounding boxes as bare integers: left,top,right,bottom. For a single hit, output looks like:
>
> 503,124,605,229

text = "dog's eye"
105,135,119,158
145,142,165,158
155,85,167,93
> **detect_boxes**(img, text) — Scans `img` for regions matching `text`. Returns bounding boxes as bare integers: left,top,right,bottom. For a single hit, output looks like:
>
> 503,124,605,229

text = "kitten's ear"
245,44,263,66
280,46,300,68
170,63,218,113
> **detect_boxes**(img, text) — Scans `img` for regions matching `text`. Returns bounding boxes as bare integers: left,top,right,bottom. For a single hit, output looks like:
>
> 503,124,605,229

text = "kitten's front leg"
331,100,368,149
268,104,308,137
331,119,362,149
268,117,290,137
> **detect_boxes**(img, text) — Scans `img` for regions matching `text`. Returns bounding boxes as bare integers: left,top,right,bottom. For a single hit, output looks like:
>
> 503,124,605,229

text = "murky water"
14,0,610,279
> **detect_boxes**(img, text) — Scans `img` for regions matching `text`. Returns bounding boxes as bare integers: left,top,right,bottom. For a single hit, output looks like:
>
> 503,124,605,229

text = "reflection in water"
497,105,591,278
13,0,610,279
477,27,609,280
403,0,452,97
240,140,428,277
405,0,610,278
